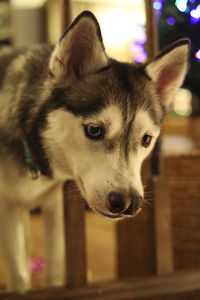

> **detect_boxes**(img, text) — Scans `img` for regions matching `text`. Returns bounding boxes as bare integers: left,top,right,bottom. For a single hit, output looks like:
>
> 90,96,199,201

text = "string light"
153,1,162,10
139,0,199,65
195,49,200,61
175,0,188,12
130,24,147,63
166,17,176,25
190,4,200,19
134,51,147,63
190,15,199,24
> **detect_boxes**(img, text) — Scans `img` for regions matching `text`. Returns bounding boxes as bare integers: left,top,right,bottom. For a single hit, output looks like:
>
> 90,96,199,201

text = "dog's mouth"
95,207,142,219
95,209,124,219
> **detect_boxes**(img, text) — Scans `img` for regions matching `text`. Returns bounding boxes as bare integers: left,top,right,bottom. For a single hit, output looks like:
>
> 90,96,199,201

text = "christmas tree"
155,0,200,114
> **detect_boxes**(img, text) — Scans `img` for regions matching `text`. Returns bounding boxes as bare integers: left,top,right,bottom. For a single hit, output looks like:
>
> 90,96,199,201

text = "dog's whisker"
144,189,155,193
143,201,153,208
138,209,145,220
144,190,155,194
144,197,154,202
65,187,81,193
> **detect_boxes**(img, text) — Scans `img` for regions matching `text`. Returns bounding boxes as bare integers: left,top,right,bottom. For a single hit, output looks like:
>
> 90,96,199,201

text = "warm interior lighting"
73,0,146,62
173,88,192,116
10,0,46,8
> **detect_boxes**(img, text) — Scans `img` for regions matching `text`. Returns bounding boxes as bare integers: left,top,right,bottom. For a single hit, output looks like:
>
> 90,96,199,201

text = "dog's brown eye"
141,134,152,147
84,124,104,140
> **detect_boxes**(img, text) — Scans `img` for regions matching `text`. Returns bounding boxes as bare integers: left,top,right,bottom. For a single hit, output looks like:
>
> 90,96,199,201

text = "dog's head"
43,11,190,219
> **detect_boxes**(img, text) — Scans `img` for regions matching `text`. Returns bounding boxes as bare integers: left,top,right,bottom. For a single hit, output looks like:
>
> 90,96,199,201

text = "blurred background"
1,0,200,118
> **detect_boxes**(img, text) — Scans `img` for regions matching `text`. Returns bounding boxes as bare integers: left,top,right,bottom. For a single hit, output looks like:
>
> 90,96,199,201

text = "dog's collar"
22,137,41,180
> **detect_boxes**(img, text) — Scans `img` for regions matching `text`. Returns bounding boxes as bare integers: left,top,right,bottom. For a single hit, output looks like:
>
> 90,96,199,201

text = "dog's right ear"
49,11,108,83
145,39,190,110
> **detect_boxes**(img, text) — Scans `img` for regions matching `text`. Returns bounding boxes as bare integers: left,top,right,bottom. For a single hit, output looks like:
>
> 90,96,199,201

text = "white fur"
80,109,159,215
42,106,159,218
82,104,123,138
128,110,160,192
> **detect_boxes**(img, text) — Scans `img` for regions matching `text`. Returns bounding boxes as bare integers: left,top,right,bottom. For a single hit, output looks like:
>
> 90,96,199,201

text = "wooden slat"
61,0,73,31
116,188,156,278
145,0,158,59
63,181,87,287
1,270,200,299
145,0,173,275
151,176,174,275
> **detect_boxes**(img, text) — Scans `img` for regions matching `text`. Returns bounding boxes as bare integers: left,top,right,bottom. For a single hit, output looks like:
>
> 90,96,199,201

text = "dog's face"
43,11,190,219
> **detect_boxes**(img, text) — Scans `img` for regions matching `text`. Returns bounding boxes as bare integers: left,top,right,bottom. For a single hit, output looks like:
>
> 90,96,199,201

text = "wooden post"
145,0,158,60
152,175,173,275
60,1,87,288
117,1,173,279
61,0,73,31
63,181,87,287
145,0,174,275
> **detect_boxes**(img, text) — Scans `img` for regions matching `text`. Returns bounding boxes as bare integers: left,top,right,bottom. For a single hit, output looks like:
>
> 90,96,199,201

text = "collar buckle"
22,137,41,180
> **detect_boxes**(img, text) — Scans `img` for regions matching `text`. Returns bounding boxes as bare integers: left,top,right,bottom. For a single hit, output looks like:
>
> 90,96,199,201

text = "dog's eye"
84,124,104,140
141,134,152,147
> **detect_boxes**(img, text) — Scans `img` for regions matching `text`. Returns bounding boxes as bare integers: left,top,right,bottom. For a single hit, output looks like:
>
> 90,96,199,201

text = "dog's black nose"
106,192,126,214
123,194,144,216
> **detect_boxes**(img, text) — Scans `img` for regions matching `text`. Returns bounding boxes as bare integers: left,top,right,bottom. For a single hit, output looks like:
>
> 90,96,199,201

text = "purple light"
153,0,163,23
190,4,200,24
195,49,200,61
134,51,148,63
189,0,196,3
166,17,176,25
135,29,147,44
130,43,143,53
190,15,199,24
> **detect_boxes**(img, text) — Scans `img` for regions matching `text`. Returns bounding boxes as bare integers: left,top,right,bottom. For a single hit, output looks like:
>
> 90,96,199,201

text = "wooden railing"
64,181,87,288
145,0,174,277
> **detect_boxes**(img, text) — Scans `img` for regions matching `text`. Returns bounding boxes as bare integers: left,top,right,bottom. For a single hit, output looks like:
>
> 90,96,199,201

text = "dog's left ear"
49,11,108,83
145,39,190,109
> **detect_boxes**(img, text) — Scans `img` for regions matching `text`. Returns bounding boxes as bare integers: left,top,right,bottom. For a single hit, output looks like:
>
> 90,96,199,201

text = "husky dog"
0,11,189,292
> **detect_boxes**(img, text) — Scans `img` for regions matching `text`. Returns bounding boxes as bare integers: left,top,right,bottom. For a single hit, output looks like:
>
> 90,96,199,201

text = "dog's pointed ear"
49,11,108,83
145,39,190,109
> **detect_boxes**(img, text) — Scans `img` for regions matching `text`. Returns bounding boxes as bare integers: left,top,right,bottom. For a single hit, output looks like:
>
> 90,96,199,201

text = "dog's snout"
123,194,144,216
106,192,126,214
